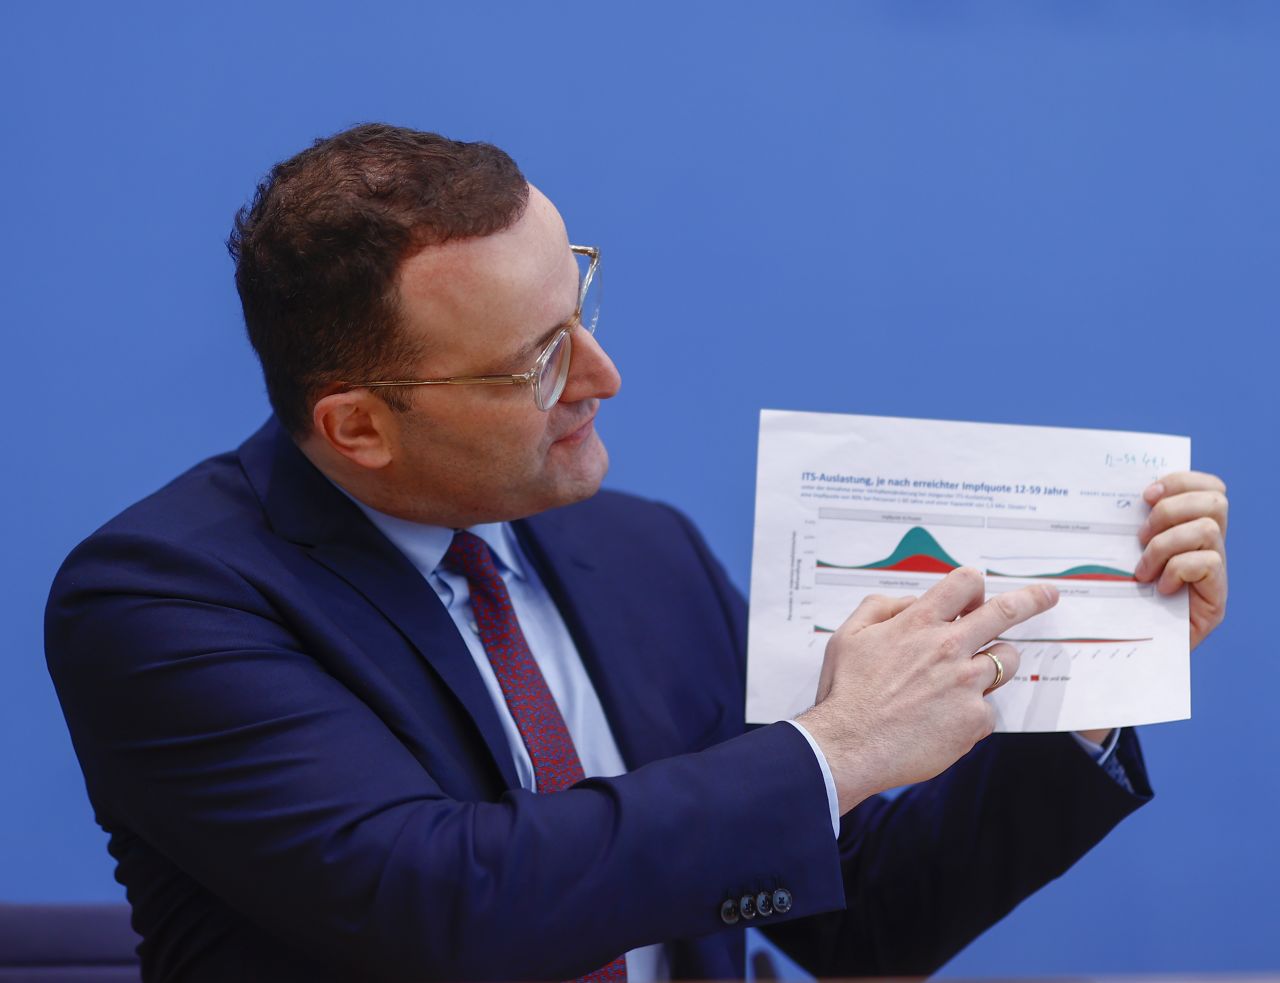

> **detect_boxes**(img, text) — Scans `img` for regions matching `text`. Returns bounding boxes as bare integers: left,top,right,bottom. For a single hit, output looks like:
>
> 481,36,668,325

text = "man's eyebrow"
507,317,569,368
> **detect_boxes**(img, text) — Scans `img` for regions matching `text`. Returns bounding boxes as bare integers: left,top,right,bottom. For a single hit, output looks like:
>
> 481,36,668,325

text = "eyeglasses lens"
533,252,599,410
535,330,572,411
577,252,601,336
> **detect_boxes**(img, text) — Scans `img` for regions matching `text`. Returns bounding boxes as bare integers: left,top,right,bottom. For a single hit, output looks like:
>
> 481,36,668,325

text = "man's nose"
561,325,621,403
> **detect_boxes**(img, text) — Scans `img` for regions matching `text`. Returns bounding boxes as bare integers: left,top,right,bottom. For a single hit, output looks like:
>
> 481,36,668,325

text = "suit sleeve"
661,504,1155,978
45,531,847,982
762,728,1152,976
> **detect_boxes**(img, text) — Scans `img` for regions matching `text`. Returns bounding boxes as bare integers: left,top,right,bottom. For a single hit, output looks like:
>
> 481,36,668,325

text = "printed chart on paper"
746,410,1191,732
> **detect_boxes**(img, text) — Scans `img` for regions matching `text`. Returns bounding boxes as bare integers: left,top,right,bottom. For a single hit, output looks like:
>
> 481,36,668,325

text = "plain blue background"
3,1,1276,975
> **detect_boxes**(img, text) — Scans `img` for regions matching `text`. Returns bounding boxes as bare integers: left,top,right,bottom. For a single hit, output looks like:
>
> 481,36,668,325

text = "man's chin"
546,432,609,508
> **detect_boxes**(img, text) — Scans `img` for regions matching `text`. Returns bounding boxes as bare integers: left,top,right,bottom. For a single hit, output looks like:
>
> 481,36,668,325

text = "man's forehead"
396,187,574,333
399,189,565,296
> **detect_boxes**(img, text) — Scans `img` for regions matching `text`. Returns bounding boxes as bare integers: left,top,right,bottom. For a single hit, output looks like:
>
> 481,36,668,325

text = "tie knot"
441,530,501,584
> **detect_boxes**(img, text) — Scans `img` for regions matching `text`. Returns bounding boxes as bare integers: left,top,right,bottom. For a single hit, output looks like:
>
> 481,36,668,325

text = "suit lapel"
238,419,521,791
515,508,689,773
238,418,695,787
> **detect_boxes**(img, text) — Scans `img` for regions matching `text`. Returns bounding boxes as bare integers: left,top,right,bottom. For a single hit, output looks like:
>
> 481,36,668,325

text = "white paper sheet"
746,410,1191,732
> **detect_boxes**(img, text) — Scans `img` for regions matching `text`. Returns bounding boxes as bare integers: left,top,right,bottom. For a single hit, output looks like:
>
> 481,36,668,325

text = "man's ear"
310,390,395,470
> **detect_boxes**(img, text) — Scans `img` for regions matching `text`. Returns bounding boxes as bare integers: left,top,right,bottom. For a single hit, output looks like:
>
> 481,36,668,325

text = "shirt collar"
332,482,526,581
462,521,526,580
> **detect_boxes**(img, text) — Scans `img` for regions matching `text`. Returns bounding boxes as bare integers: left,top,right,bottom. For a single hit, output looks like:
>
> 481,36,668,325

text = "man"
46,123,1229,982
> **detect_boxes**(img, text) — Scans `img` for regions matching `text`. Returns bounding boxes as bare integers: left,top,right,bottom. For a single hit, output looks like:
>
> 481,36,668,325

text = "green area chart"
815,526,960,575
816,525,1134,582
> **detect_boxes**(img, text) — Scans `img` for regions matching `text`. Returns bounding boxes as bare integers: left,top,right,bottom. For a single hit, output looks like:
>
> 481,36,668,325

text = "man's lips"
553,410,597,444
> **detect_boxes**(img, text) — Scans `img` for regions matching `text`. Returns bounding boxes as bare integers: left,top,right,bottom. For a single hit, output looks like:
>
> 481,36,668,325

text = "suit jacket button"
719,898,740,925
739,893,757,920
772,887,793,914
756,891,773,916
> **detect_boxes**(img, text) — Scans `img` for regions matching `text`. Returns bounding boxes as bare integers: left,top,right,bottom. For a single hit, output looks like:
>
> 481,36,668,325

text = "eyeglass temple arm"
357,373,529,389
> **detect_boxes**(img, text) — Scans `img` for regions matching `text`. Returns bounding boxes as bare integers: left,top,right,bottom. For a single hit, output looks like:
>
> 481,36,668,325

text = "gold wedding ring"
980,649,1004,694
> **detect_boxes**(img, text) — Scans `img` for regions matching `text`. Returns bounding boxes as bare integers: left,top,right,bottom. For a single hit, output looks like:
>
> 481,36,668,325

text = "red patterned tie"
442,530,627,982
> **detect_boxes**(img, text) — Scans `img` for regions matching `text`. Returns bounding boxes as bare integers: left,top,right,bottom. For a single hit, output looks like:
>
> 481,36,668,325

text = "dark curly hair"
227,123,529,436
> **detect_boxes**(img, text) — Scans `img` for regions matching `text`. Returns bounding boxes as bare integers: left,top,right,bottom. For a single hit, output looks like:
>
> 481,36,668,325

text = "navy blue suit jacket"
46,419,1153,981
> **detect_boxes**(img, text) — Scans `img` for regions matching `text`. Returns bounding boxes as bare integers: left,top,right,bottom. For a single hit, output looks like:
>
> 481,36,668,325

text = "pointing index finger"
957,582,1059,651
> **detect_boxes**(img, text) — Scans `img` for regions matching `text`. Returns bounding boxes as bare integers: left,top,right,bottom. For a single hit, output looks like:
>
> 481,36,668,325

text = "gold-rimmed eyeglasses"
346,244,601,412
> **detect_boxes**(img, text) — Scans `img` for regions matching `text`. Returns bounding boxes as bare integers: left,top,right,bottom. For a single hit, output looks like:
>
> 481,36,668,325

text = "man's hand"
797,568,1058,814
1074,470,1228,746
1135,470,1229,651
